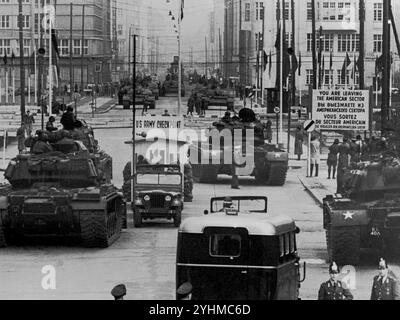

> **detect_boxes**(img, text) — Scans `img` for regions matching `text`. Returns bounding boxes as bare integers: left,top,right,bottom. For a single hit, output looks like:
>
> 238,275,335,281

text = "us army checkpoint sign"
312,90,370,131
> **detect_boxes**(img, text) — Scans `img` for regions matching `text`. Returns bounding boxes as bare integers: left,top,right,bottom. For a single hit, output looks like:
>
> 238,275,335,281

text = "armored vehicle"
132,164,184,228
176,196,305,300
191,108,289,186
122,87,156,110
201,88,235,111
323,151,400,265
0,127,126,248
148,82,160,100
160,75,185,98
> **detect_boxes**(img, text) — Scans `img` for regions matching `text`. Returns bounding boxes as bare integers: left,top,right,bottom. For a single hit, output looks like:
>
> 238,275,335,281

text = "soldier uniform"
318,262,353,300
370,258,400,300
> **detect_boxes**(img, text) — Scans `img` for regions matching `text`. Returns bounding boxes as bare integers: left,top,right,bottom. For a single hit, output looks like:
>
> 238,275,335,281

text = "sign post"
274,107,280,145
303,119,315,178
312,89,370,132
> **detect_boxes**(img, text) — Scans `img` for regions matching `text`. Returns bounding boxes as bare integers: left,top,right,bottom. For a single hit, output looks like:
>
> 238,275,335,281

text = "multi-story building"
224,0,400,104
0,0,113,91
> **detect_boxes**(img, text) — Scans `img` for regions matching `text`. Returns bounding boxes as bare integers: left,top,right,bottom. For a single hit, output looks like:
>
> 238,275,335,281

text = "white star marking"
343,211,355,220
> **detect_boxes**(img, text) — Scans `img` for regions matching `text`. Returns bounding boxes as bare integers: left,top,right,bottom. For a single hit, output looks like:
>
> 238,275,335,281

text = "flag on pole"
263,50,268,72
298,52,302,76
341,52,351,84
11,52,15,68
181,0,184,20
321,54,325,81
51,28,61,88
268,51,272,77
356,55,362,73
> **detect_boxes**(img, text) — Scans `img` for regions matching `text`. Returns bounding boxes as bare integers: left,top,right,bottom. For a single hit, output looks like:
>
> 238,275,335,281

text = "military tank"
323,148,400,265
201,87,235,111
191,108,289,186
160,74,185,97
0,125,126,248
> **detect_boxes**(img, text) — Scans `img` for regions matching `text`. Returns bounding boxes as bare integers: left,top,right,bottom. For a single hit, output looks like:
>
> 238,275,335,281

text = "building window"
60,39,69,56
0,15,10,29
18,15,30,29
374,3,383,21
306,69,314,85
337,69,351,85
338,33,359,52
307,2,313,20
0,39,11,56
307,33,334,52
256,2,264,20
73,39,81,55
373,34,383,52
245,3,251,22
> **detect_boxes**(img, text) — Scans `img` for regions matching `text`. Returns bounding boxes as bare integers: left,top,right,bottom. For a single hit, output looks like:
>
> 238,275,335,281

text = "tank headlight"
165,195,172,202
144,195,150,202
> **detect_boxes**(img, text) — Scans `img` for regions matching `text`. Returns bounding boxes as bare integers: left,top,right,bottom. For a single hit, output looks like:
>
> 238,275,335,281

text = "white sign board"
312,90,369,131
135,116,184,136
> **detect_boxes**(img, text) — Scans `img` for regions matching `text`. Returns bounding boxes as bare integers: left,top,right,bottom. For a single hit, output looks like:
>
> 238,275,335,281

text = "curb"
297,175,324,207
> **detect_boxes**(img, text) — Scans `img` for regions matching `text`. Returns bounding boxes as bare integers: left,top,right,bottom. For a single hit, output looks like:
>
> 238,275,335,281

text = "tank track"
80,210,122,248
327,226,361,265
267,165,288,186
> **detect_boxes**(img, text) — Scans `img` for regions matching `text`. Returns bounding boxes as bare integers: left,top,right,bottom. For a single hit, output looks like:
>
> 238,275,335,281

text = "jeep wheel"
327,226,360,265
133,210,143,228
174,208,182,227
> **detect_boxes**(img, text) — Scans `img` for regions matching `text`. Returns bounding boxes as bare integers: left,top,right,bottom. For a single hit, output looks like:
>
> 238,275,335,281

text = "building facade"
0,0,113,93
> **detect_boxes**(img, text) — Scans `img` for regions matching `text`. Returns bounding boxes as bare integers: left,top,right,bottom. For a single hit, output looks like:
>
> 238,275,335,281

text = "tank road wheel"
327,226,361,265
0,220,7,248
80,210,121,248
174,208,182,228
133,209,142,228
267,165,288,186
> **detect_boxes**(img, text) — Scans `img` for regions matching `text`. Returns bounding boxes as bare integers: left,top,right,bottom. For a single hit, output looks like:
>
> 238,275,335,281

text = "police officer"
318,262,353,300
111,284,127,300
177,282,192,300
370,258,400,300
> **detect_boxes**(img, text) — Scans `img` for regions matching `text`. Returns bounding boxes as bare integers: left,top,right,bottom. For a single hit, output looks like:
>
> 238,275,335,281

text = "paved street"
0,95,397,300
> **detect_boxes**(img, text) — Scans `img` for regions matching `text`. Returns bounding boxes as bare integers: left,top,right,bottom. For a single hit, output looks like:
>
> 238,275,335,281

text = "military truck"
176,196,306,300
0,127,126,248
191,108,289,186
323,149,400,265
132,164,184,228
201,88,235,111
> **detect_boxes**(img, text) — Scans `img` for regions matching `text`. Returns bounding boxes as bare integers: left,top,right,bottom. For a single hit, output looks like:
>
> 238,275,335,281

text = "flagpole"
299,52,302,106
279,18,283,145
49,18,53,117
178,0,182,115
28,75,31,104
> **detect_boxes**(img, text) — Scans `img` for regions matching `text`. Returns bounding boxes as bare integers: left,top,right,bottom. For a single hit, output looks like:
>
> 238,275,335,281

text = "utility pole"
128,27,132,77
359,0,365,89
311,0,317,90
18,0,26,119
80,4,85,92
205,36,208,76
261,5,266,106
382,0,391,133
131,34,137,205
70,2,73,98
318,26,323,89
288,0,296,152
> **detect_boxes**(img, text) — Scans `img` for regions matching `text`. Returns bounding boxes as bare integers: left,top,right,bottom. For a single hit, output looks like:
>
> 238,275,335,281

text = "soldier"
46,116,58,132
60,106,76,131
184,163,193,202
370,258,400,300
111,284,127,300
187,93,195,116
16,123,26,154
23,111,35,136
32,131,53,155
221,111,231,124
177,282,192,300
318,262,353,300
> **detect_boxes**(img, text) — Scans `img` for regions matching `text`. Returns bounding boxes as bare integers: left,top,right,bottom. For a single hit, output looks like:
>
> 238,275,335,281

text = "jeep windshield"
136,174,181,185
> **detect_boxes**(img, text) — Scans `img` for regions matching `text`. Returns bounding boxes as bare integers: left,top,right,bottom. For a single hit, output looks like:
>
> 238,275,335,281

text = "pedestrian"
46,116,58,132
310,135,320,177
231,148,240,190
177,282,192,300
194,94,201,115
318,262,353,300
23,111,35,137
239,84,244,101
16,123,26,154
327,139,340,179
294,127,304,161
370,258,400,300
111,284,127,300
201,98,207,116
337,138,351,194
187,94,195,116
265,120,273,144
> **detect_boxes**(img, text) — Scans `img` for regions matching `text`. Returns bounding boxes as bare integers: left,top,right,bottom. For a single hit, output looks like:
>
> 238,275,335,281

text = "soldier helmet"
329,262,340,274
111,284,127,300
67,106,74,112
177,282,192,297
379,258,388,270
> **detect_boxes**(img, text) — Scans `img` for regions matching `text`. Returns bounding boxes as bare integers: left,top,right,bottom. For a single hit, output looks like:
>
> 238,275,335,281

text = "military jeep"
132,165,184,228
